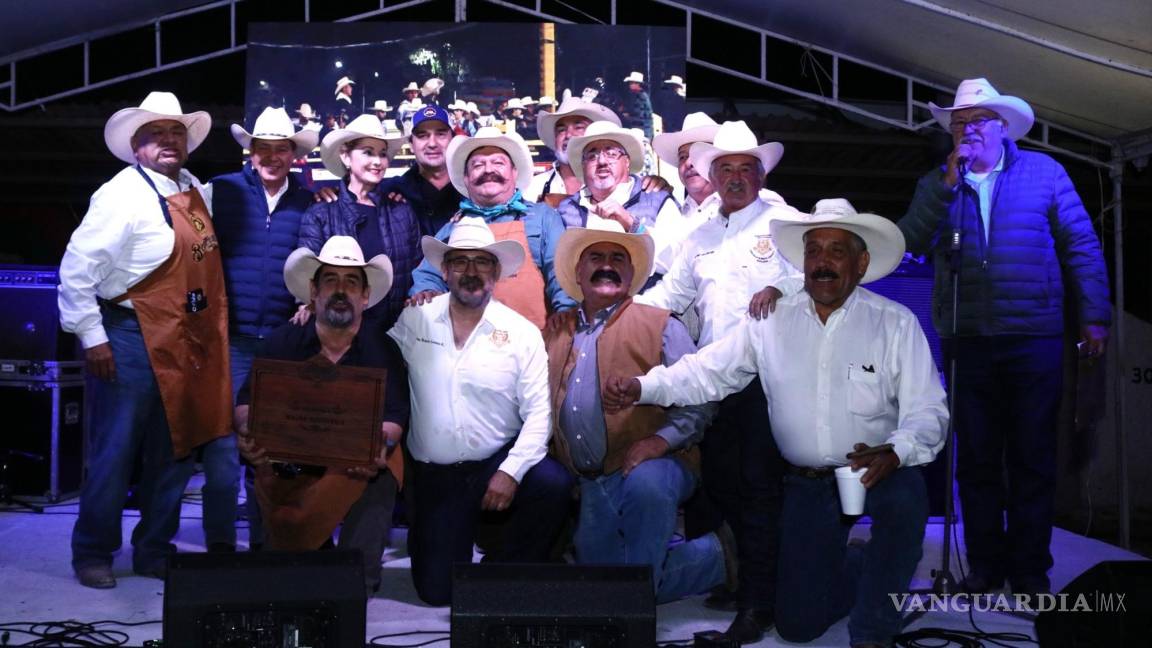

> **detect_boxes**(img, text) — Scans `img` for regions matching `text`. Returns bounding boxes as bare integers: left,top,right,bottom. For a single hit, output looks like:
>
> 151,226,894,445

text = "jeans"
775,467,928,646
340,468,398,593
948,335,1063,585
228,336,265,547
72,306,196,571
574,458,723,603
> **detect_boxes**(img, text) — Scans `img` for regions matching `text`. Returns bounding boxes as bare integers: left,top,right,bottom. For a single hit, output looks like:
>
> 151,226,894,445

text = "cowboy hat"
230,107,318,158
447,100,467,111
421,78,444,96
505,97,524,110
521,96,537,106
565,121,645,182
663,74,685,87
445,126,534,196
555,220,654,301
688,120,784,178
928,78,1034,142
652,111,719,166
421,216,525,279
536,97,621,151
537,95,556,107
334,76,355,96
320,114,403,176
402,82,420,93
283,236,394,308
466,101,481,116
622,71,645,84
104,92,211,164
296,103,317,120
770,198,905,284
372,99,393,112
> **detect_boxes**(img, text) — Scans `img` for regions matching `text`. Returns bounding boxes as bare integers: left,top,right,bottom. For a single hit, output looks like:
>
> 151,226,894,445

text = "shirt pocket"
847,370,886,419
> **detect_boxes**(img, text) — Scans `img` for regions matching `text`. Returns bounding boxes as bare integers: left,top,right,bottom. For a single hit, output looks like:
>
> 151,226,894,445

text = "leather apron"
488,218,548,328
113,167,231,459
255,461,367,551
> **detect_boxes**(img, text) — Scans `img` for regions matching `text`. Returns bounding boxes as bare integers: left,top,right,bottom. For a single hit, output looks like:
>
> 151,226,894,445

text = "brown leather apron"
255,463,367,551
488,218,548,328
113,167,231,459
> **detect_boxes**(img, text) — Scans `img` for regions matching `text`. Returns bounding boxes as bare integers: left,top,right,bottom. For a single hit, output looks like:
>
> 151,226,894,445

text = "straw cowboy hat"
402,82,420,93
928,77,1035,142
536,96,621,152
421,216,525,279
334,76,355,96
565,121,645,182
319,114,403,176
622,71,645,85
372,99,393,112
652,111,720,166
555,220,654,301
230,107,319,158
421,78,444,97
663,74,685,87
283,236,394,308
688,120,784,178
445,126,534,196
104,91,211,164
771,198,906,284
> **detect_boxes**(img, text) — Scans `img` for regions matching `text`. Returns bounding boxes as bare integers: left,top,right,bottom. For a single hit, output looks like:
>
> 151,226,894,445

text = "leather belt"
787,464,836,479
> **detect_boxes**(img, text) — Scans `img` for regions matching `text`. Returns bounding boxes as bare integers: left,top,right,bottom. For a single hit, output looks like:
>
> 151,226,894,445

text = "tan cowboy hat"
688,120,784,178
104,91,211,164
622,71,645,84
928,77,1035,141
334,76,355,96
402,82,420,93
421,216,525,279
372,99,393,112
565,121,645,182
770,198,905,284
283,236,394,308
652,111,719,166
663,74,685,87
319,114,403,176
536,96,621,152
555,221,654,301
230,107,319,158
421,78,444,96
445,126,534,196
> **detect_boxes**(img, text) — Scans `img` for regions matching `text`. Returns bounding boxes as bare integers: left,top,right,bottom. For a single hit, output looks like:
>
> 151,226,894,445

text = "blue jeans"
947,335,1062,585
72,307,196,571
775,467,928,646
574,458,724,603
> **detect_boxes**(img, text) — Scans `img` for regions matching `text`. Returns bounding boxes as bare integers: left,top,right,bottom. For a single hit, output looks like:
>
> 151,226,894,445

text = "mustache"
473,171,505,185
810,269,839,281
326,293,351,308
458,275,485,291
724,181,748,193
590,269,622,284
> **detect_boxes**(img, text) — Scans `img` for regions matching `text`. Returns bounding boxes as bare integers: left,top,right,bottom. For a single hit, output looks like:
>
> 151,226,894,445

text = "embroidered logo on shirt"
750,235,776,262
490,330,509,347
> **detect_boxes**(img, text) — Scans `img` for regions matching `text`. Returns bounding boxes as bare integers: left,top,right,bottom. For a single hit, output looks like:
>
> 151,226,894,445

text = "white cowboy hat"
688,120,784,179
521,96,537,106
334,76,355,96
283,236,394,308
230,107,319,158
296,103,317,120
447,100,467,111
537,95,556,107
104,91,211,164
770,198,905,284
445,126,534,197
555,221,654,301
466,101,481,116
928,77,1035,141
652,112,719,166
320,114,403,176
622,71,645,84
663,74,685,87
421,78,444,96
421,216,525,279
402,82,420,93
505,97,524,110
372,99,393,112
565,121,645,182
535,96,621,152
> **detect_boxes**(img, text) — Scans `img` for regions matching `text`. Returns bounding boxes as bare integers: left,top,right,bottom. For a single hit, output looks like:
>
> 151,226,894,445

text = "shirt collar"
576,300,622,331
802,287,862,325
581,176,635,206
719,195,767,227
138,164,192,194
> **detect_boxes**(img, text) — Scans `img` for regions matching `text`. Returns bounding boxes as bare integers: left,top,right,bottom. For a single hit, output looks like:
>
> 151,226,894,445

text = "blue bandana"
459,189,531,218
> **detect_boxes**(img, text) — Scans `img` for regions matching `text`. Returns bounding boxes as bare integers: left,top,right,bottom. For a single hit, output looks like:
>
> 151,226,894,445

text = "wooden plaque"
248,356,386,469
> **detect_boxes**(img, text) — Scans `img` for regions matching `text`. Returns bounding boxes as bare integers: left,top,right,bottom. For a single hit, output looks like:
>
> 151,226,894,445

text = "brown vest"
545,298,699,476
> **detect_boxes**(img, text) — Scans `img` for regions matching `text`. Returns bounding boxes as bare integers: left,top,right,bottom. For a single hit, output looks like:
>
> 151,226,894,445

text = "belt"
577,469,603,480
97,298,136,315
786,464,836,479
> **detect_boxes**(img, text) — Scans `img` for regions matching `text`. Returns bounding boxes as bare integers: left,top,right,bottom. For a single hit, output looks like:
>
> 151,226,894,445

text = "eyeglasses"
445,255,497,273
949,116,1002,133
582,147,628,163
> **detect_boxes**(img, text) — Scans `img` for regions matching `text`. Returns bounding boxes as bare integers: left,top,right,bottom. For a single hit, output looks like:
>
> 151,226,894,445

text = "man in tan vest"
544,222,735,603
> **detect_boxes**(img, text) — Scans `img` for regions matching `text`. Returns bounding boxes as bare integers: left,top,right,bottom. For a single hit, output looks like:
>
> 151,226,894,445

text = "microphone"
955,144,972,176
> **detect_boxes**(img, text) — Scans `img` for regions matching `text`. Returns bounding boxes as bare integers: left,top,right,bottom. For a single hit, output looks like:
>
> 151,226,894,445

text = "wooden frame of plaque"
247,357,385,469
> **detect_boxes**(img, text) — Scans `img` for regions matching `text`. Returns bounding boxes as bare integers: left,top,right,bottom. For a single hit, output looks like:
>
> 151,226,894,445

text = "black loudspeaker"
866,260,941,372
0,266,77,361
163,550,366,648
451,563,655,647
0,373,85,501
1034,560,1152,647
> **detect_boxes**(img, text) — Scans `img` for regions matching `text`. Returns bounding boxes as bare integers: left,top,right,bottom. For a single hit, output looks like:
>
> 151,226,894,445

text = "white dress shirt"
388,294,552,482
526,163,566,200
639,288,948,469
58,165,209,349
635,192,804,347
578,177,688,276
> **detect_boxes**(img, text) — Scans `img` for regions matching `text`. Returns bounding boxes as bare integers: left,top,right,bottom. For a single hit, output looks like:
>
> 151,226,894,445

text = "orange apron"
256,463,367,551
488,218,548,328
114,167,231,459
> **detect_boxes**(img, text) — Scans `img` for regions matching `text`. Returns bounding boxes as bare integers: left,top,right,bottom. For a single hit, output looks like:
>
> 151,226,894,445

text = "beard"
320,293,355,329
554,148,569,165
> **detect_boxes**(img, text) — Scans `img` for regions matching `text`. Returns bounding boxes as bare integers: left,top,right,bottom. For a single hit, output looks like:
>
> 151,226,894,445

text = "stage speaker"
163,550,366,648
0,266,78,361
451,563,655,647
866,260,941,371
1034,560,1152,647
0,371,85,501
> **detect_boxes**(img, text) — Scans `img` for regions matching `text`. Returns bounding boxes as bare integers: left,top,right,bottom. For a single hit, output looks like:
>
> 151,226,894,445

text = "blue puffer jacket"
212,165,314,339
555,174,675,230
899,138,1111,337
297,179,421,330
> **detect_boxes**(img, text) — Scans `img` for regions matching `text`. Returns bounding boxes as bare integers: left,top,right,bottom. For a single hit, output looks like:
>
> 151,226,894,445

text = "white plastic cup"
835,466,867,515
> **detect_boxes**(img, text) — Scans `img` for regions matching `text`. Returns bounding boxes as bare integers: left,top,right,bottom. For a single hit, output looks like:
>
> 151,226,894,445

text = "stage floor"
0,473,1144,647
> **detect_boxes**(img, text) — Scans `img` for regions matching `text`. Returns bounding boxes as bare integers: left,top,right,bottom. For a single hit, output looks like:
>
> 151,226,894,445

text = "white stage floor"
0,474,1144,646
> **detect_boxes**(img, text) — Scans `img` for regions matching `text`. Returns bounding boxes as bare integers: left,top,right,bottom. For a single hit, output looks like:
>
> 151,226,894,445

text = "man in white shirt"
58,92,231,589
607,199,948,648
389,217,573,606
633,119,802,640
651,111,721,229
527,96,622,204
